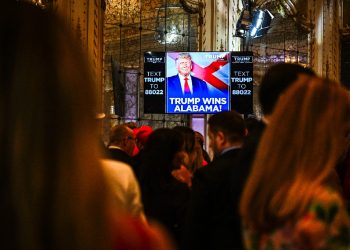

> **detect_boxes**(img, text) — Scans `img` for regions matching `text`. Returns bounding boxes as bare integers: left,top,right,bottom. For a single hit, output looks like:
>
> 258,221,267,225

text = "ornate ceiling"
217,0,303,16
200,0,309,31
254,0,298,15
27,0,305,22
253,0,310,30
105,0,309,30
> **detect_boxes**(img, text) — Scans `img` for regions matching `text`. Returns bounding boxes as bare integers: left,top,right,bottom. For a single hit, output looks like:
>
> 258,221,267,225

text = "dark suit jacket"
223,121,265,248
232,120,266,186
106,147,139,177
167,74,208,97
184,148,243,250
167,74,209,113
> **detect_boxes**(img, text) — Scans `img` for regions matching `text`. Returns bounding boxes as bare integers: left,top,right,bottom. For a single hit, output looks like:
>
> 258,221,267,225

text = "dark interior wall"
341,37,350,89
341,0,350,89
343,0,350,28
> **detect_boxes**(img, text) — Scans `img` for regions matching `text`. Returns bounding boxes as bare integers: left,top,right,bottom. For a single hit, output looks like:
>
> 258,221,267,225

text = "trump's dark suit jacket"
167,74,208,97
166,74,209,113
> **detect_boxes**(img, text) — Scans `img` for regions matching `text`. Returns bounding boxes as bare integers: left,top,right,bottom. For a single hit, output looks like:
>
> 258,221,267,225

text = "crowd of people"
3,1,350,250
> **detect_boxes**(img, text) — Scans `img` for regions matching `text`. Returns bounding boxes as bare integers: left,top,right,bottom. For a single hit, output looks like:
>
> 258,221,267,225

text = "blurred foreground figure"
0,3,172,250
240,77,350,250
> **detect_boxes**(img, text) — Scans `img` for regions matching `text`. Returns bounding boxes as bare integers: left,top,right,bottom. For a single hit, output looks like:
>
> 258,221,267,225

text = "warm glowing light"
106,0,141,24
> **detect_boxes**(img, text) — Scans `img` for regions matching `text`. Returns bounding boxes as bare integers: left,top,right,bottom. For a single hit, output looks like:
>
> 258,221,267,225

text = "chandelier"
155,4,187,45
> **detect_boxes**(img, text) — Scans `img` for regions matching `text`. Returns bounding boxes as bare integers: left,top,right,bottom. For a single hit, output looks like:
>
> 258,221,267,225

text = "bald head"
109,124,135,156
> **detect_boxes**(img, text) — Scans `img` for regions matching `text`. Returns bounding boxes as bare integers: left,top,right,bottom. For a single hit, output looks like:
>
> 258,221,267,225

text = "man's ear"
216,131,226,145
244,128,248,136
121,137,128,147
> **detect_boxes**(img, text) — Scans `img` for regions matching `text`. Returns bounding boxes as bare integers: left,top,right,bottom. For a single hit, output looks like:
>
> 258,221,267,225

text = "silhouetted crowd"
2,2,350,250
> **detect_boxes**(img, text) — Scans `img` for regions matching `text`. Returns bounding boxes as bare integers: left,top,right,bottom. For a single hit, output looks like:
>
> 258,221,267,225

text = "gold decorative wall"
53,0,105,111
308,0,341,80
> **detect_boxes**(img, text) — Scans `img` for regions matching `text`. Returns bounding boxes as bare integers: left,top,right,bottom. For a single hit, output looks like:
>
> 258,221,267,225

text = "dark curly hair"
140,128,184,189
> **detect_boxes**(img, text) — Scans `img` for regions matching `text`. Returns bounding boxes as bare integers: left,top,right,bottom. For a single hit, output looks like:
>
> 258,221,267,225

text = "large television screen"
144,51,253,114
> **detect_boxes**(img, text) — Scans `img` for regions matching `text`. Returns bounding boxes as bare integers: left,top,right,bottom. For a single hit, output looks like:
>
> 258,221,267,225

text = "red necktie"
184,77,191,94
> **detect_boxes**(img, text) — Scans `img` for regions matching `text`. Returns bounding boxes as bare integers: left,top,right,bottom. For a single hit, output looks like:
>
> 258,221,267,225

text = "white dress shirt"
101,159,147,222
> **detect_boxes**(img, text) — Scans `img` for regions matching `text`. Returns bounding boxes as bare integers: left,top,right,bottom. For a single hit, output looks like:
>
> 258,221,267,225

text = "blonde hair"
240,76,350,232
0,3,111,249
